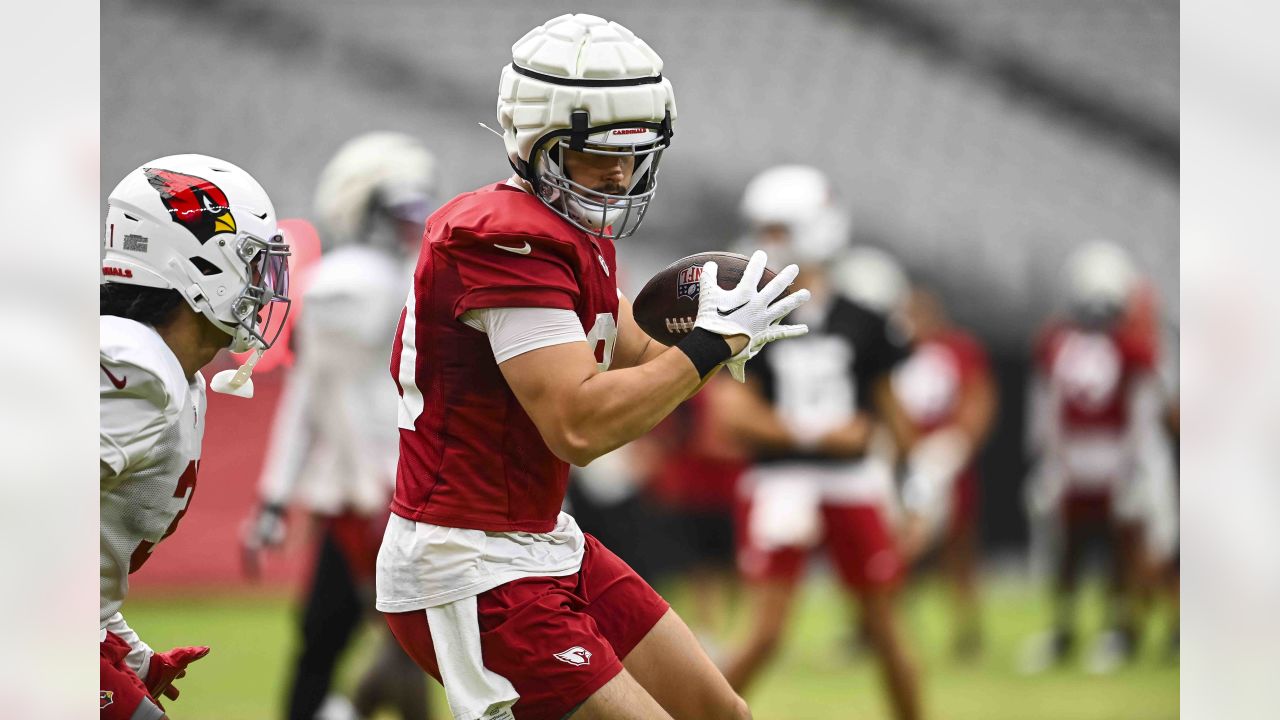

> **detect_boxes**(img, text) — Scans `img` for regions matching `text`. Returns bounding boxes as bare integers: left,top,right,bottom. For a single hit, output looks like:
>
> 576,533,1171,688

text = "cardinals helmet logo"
145,168,238,244
100,690,114,709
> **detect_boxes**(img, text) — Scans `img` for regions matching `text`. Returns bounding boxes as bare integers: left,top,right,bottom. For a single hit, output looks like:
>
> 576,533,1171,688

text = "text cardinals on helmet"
496,13,677,239
103,154,292,356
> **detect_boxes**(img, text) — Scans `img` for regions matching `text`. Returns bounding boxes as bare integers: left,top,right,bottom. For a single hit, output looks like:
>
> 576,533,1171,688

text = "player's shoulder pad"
300,247,407,343
305,246,403,301
946,327,989,365
1032,318,1068,363
435,183,583,254
99,316,189,423
1116,325,1158,370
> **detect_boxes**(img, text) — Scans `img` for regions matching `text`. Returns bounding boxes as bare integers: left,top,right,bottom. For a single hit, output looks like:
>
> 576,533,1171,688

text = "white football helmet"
832,245,909,316
739,165,852,265
313,132,440,251
497,14,677,239
1064,240,1136,328
102,154,290,353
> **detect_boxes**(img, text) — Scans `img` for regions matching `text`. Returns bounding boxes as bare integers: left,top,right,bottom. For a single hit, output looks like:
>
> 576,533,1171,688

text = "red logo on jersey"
100,691,114,709
100,364,128,390
677,266,701,300
144,168,238,244
102,266,133,278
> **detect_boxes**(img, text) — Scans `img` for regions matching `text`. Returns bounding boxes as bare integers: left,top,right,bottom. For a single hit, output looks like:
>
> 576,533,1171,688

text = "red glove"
144,646,210,701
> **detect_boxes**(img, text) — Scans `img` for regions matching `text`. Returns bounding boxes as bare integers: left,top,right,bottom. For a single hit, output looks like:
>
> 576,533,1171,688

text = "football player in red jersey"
888,287,997,658
717,168,922,720
100,155,291,720
376,15,810,720
1019,241,1175,674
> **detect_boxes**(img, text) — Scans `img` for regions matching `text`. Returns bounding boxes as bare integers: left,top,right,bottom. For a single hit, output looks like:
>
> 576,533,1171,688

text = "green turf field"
125,574,1177,719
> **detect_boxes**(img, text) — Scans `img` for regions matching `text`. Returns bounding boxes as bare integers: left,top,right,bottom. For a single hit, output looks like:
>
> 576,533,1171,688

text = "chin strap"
210,346,264,398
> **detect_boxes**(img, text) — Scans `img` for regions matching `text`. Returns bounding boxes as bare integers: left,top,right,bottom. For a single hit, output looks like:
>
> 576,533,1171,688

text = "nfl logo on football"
676,266,702,300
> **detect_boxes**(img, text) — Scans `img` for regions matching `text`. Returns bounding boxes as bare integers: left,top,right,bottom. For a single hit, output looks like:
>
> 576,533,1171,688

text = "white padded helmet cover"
497,14,676,166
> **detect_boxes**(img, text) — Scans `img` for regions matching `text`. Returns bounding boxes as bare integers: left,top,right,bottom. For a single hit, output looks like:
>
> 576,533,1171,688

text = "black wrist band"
676,328,734,378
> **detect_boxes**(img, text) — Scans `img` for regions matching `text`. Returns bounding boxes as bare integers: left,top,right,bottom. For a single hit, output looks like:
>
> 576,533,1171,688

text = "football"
632,251,784,346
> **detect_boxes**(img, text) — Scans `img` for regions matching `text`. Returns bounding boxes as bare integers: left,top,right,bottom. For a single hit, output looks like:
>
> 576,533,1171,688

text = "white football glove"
693,250,810,382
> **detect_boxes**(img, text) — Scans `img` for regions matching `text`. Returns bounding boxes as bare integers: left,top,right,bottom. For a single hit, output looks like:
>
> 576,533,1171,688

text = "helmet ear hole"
189,257,223,276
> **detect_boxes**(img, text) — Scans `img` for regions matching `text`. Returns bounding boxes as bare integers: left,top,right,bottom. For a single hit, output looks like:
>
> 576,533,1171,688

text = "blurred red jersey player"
646,376,750,646
1021,241,1175,674
888,287,996,658
376,14,810,720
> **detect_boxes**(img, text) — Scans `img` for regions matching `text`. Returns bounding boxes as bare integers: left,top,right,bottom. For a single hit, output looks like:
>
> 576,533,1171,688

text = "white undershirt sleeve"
460,307,586,364
103,611,154,678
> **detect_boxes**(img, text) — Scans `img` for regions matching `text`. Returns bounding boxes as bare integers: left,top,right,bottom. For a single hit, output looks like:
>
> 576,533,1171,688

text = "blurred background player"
645,376,751,655
101,154,291,719
1020,240,1176,674
568,378,749,656
888,286,997,659
240,133,439,720
718,166,923,720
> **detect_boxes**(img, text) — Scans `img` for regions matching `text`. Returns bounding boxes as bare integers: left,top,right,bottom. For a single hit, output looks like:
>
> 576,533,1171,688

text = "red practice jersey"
390,183,619,533
1035,319,1156,433
892,328,990,435
650,384,748,511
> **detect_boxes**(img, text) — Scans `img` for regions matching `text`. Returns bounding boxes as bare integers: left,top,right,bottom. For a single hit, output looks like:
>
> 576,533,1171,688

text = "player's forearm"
558,347,703,465
724,408,797,450
103,611,154,676
813,416,873,457
875,377,918,450
954,375,997,449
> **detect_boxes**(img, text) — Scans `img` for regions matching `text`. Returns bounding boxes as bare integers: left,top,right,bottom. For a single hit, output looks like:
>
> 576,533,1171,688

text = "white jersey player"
240,132,439,720
100,154,289,719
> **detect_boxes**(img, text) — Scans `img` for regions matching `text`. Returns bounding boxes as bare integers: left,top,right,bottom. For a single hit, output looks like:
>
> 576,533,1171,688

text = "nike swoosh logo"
101,363,128,389
717,301,749,317
494,241,532,255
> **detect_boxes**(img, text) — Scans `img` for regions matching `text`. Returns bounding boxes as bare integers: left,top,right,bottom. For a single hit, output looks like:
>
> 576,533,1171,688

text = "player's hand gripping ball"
632,252,791,346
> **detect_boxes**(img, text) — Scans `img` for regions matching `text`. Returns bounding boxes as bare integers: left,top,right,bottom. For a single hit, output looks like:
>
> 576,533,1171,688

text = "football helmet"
832,245,909,316
102,154,290,353
1064,240,1136,328
739,165,852,265
497,14,677,239
313,132,440,251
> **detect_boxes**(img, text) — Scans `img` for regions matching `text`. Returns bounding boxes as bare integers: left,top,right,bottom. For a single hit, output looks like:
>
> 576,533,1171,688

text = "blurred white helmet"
832,246,909,315
740,165,851,265
1064,240,1136,327
497,14,677,239
313,132,439,251
102,154,291,352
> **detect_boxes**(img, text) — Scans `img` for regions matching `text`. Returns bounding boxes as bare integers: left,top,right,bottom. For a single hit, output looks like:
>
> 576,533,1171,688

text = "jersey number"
128,460,199,573
396,286,424,430
586,312,617,372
